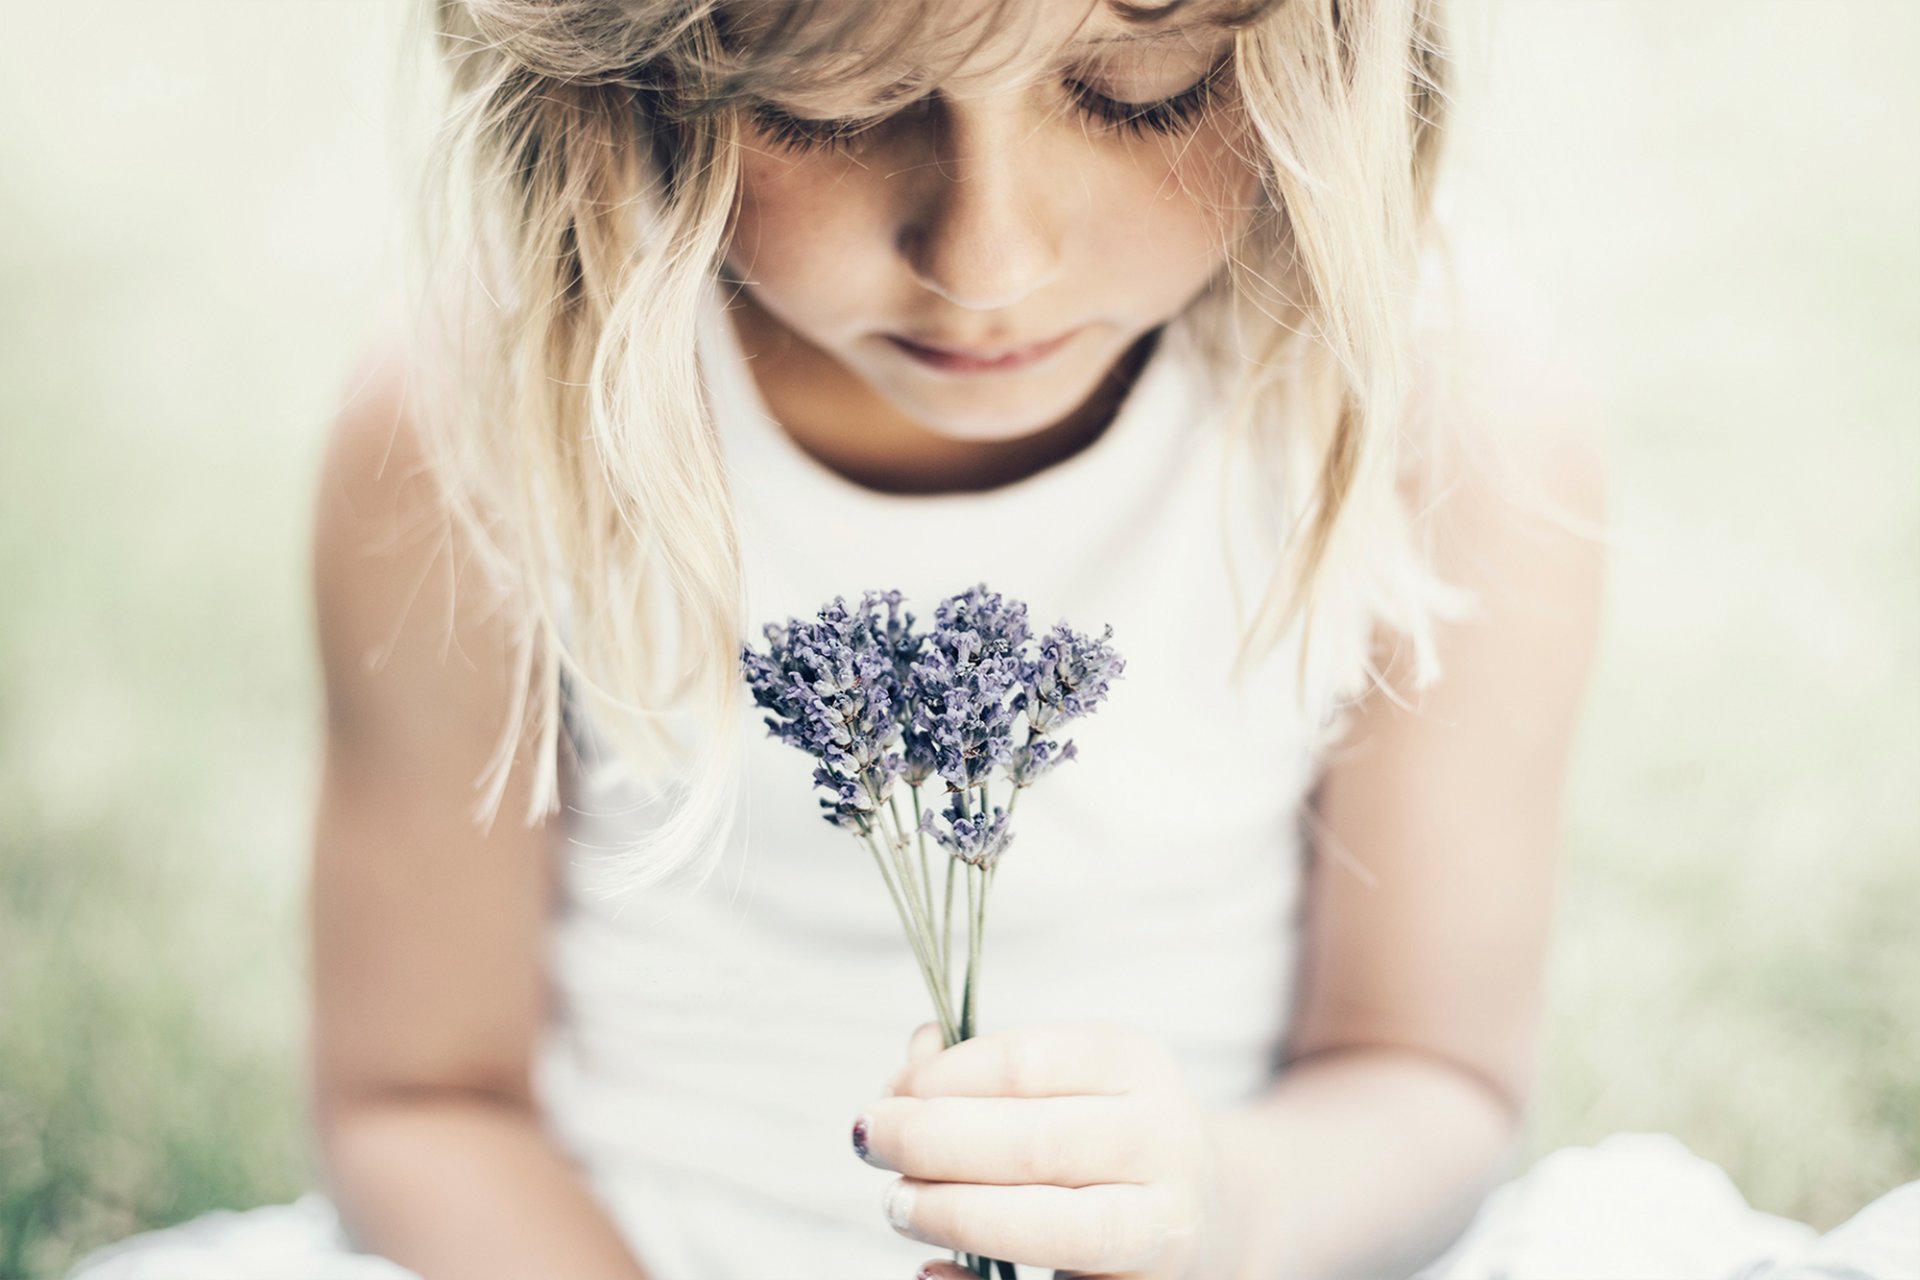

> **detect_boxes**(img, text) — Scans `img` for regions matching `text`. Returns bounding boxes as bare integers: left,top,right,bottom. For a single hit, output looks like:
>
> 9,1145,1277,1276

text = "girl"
68,1,1917,1278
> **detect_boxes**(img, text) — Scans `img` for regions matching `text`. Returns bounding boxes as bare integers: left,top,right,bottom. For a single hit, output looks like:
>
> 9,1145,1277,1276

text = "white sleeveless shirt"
530,278,1323,1278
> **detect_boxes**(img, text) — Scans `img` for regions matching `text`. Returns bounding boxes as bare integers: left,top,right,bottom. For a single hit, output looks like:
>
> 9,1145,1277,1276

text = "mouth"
884,327,1082,374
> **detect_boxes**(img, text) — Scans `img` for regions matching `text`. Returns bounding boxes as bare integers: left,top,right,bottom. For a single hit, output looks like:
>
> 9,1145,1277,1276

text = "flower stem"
960,855,990,1036
911,783,951,989
873,801,930,945
941,851,957,996
861,828,958,1044
878,803,953,1022
960,860,977,1041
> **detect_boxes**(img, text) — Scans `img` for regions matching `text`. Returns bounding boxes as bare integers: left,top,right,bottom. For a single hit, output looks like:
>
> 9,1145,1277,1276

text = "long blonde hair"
400,0,1471,898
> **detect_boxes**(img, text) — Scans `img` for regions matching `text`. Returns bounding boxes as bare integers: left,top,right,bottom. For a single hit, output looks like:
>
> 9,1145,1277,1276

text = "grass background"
2,2,1914,1276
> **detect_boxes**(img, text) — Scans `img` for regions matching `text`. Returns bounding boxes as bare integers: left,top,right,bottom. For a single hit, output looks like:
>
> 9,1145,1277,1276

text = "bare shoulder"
1381,235,1613,772
1407,236,1611,574
311,329,526,769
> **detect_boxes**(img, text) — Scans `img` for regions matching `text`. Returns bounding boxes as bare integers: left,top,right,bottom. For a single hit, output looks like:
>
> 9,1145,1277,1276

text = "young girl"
68,1,1917,1278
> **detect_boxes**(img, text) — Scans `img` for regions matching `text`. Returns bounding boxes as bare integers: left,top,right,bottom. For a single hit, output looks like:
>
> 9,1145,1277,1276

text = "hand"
851,1019,1244,1280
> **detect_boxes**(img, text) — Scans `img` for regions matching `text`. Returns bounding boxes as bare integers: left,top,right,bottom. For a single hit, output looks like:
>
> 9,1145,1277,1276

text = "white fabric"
66,281,1920,1279
63,1137,1920,1279
62,1192,413,1279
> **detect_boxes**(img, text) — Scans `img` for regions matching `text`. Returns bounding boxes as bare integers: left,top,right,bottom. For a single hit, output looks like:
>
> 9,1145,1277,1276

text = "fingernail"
883,1179,915,1232
915,1269,937,1280
851,1116,871,1161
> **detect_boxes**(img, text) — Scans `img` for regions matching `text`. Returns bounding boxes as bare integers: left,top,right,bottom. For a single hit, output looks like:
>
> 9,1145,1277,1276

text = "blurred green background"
1,2,1914,1277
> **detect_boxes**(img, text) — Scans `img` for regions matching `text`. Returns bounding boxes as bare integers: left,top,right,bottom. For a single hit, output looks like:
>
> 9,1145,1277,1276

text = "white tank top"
531,278,1324,1278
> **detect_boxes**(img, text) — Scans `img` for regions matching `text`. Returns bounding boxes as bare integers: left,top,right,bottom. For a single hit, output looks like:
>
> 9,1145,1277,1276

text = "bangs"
684,0,1283,120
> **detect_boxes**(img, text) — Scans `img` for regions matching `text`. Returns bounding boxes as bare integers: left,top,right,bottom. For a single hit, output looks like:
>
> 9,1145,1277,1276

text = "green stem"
861,828,958,1044
876,799,924,933
968,861,987,1037
906,786,936,974
960,860,977,1041
941,850,957,999
883,809,961,1040
879,801,939,964
890,789,936,936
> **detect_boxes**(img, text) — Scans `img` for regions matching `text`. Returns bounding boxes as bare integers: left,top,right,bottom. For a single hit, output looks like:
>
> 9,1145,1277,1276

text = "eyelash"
748,62,1227,155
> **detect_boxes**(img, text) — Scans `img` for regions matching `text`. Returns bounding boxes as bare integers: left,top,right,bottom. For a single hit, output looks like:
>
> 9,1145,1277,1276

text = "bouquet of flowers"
739,583,1124,1279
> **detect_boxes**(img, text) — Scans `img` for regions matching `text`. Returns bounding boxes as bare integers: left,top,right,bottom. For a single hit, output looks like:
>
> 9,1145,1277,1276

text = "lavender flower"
1015,621,1125,734
918,794,1014,869
907,584,1029,794
1007,734,1078,787
740,590,913,831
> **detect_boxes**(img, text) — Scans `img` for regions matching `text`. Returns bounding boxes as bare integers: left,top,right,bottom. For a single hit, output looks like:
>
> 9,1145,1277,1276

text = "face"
718,0,1264,449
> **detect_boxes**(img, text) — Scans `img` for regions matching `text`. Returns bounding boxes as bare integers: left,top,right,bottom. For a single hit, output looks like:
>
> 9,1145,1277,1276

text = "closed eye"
747,58,1231,155
1064,57,1229,139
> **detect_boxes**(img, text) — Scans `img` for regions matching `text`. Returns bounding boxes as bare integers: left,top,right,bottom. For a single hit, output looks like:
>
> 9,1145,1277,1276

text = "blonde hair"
400,0,1473,899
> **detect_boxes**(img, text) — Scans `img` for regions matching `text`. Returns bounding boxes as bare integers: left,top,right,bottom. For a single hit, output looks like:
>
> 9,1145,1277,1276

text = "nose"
895,97,1064,311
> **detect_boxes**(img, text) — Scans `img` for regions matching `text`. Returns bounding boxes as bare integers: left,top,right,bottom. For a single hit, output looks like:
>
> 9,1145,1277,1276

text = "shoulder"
310,327,533,773
1391,237,1611,695
310,330,438,708
1407,235,1610,554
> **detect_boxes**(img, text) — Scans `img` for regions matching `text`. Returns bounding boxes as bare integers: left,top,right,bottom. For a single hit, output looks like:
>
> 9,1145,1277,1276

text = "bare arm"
307,339,650,1280
1209,300,1610,1280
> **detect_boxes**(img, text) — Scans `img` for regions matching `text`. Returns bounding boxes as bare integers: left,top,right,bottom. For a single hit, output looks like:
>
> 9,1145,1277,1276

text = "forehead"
714,0,1242,105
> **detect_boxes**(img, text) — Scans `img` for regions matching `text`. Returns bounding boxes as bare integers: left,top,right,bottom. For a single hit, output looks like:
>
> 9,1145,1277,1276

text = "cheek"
725,152,891,323
1094,111,1262,270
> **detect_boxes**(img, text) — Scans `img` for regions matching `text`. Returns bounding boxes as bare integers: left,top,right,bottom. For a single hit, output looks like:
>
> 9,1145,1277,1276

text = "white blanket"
66,1131,1918,1280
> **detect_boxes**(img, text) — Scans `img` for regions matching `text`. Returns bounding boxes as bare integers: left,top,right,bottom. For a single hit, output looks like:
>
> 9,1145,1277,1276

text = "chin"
858,346,1114,442
878,377,1094,443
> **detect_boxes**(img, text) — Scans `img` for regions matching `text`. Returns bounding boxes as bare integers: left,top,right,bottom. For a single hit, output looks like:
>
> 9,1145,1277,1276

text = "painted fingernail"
883,1179,915,1232
852,1116,871,1161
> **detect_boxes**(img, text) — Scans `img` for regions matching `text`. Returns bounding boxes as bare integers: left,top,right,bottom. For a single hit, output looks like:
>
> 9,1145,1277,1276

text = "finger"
884,1176,1175,1276
886,1020,947,1095
892,1020,1156,1099
856,1094,1160,1186
907,1019,945,1064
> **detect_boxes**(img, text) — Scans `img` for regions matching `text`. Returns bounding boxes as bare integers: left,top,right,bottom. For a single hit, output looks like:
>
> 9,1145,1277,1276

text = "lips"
885,327,1082,374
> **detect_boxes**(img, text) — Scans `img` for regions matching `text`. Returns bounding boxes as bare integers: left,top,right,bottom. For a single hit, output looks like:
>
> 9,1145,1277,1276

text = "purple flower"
740,590,913,831
740,584,1124,842
1007,734,1078,786
1015,621,1125,734
917,794,1015,869
907,584,1028,793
